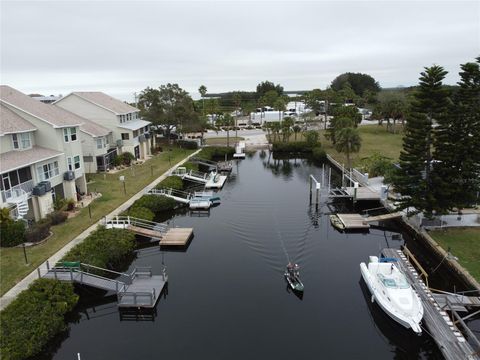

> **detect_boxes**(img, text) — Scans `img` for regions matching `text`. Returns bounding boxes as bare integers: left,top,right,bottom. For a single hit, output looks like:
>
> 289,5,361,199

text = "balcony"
1,179,35,203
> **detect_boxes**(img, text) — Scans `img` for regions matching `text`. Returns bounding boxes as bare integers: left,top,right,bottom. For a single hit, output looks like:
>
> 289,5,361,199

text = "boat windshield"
378,273,410,289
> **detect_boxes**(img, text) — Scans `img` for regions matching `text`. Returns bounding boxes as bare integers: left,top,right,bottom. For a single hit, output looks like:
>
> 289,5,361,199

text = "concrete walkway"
0,149,201,311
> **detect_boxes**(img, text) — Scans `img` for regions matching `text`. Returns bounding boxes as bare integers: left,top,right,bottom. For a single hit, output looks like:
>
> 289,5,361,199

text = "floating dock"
205,174,227,189
160,227,194,246
382,248,478,360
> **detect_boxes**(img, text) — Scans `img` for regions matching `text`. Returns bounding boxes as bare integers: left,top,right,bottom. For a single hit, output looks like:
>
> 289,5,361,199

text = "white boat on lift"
360,256,424,334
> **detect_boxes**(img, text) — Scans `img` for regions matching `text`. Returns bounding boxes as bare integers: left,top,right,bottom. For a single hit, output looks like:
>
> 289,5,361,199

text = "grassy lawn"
0,148,195,296
319,125,404,167
271,124,404,167
429,227,480,282
205,137,244,146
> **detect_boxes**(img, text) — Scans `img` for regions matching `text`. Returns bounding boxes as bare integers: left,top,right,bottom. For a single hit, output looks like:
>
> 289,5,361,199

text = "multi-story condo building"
54,92,152,165
0,85,88,221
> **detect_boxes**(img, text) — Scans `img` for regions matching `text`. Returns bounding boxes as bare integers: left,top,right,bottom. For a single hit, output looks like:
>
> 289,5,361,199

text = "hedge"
132,195,176,213
62,227,136,270
177,140,198,149
156,176,184,190
0,279,78,360
199,146,235,160
121,206,155,222
25,219,51,243
272,142,313,153
0,220,25,247
48,211,68,225
312,146,327,163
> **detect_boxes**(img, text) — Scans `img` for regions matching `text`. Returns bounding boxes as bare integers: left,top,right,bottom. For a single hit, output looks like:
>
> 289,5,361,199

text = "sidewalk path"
0,149,201,311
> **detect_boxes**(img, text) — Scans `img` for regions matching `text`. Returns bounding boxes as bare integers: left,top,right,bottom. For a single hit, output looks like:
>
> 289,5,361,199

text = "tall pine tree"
394,65,449,216
433,58,480,210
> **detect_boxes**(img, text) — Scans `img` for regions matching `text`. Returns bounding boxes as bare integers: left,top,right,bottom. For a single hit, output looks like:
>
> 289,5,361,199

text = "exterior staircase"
6,189,29,219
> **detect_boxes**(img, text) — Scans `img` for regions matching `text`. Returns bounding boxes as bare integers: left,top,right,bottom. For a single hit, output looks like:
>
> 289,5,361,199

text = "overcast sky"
1,0,479,101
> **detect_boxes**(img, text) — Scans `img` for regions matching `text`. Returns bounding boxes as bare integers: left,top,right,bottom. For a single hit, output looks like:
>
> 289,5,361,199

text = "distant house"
0,86,88,221
54,92,152,161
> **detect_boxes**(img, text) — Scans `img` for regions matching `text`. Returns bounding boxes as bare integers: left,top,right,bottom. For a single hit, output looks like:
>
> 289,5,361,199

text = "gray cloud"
1,1,479,101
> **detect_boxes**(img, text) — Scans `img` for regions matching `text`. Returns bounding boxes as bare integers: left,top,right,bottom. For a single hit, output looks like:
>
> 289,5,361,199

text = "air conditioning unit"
64,171,75,181
32,184,47,196
38,181,52,192
116,139,123,147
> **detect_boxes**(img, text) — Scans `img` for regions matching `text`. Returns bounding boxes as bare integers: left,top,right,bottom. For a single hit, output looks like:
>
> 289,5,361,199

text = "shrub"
156,176,184,190
177,140,198,149
62,227,135,270
132,195,176,213
312,146,327,163
183,162,199,172
0,278,78,360
359,152,395,177
0,220,26,247
305,130,320,147
66,198,76,211
121,152,135,166
122,206,155,222
48,211,68,225
112,155,122,167
25,218,52,243
53,197,67,211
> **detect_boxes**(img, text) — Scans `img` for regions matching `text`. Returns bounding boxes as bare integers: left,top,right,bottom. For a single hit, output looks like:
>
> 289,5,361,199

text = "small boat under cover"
360,256,424,334
284,263,304,292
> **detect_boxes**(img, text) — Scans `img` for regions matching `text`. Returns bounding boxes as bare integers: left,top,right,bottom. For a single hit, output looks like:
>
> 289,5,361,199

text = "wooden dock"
382,248,478,360
345,187,380,200
128,225,164,239
160,227,194,246
337,214,370,229
365,212,402,222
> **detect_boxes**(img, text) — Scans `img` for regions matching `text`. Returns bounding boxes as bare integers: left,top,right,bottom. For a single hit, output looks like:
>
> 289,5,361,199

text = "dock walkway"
382,248,478,360
41,263,167,308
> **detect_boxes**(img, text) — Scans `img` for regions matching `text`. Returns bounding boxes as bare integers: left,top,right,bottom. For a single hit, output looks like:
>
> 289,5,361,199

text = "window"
139,128,144,134
121,133,129,140
96,138,103,149
133,130,139,138
37,161,59,181
12,133,31,150
144,126,149,132
63,127,77,142
74,156,81,169
67,157,73,171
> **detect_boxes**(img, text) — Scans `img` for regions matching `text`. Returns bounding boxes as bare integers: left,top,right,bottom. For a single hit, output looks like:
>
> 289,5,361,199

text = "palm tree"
222,113,235,147
233,92,242,139
199,85,207,117
274,98,286,122
293,125,302,141
335,127,361,169
282,117,294,142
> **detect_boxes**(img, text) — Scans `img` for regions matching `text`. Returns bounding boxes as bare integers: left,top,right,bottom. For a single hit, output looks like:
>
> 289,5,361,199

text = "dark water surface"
45,153,446,360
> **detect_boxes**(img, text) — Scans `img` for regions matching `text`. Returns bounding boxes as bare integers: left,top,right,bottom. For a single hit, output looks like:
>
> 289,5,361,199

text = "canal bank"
39,153,451,360
0,149,201,311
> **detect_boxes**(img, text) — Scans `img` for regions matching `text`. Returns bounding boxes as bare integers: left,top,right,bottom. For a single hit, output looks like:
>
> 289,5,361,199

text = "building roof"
117,119,151,131
79,117,111,137
66,92,139,115
0,104,37,136
0,146,64,173
0,85,84,128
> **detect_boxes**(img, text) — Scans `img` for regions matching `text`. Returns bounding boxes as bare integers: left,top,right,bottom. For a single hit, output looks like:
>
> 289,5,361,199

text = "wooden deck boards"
382,248,477,360
118,275,167,308
346,187,380,200
365,212,402,222
337,214,370,229
127,225,164,239
160,228,193,246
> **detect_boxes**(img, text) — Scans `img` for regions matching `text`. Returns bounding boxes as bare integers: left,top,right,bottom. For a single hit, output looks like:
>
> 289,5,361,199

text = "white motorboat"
360,256,423,334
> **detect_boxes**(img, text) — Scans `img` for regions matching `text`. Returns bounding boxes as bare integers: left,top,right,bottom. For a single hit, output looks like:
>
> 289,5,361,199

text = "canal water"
41,152,446,360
